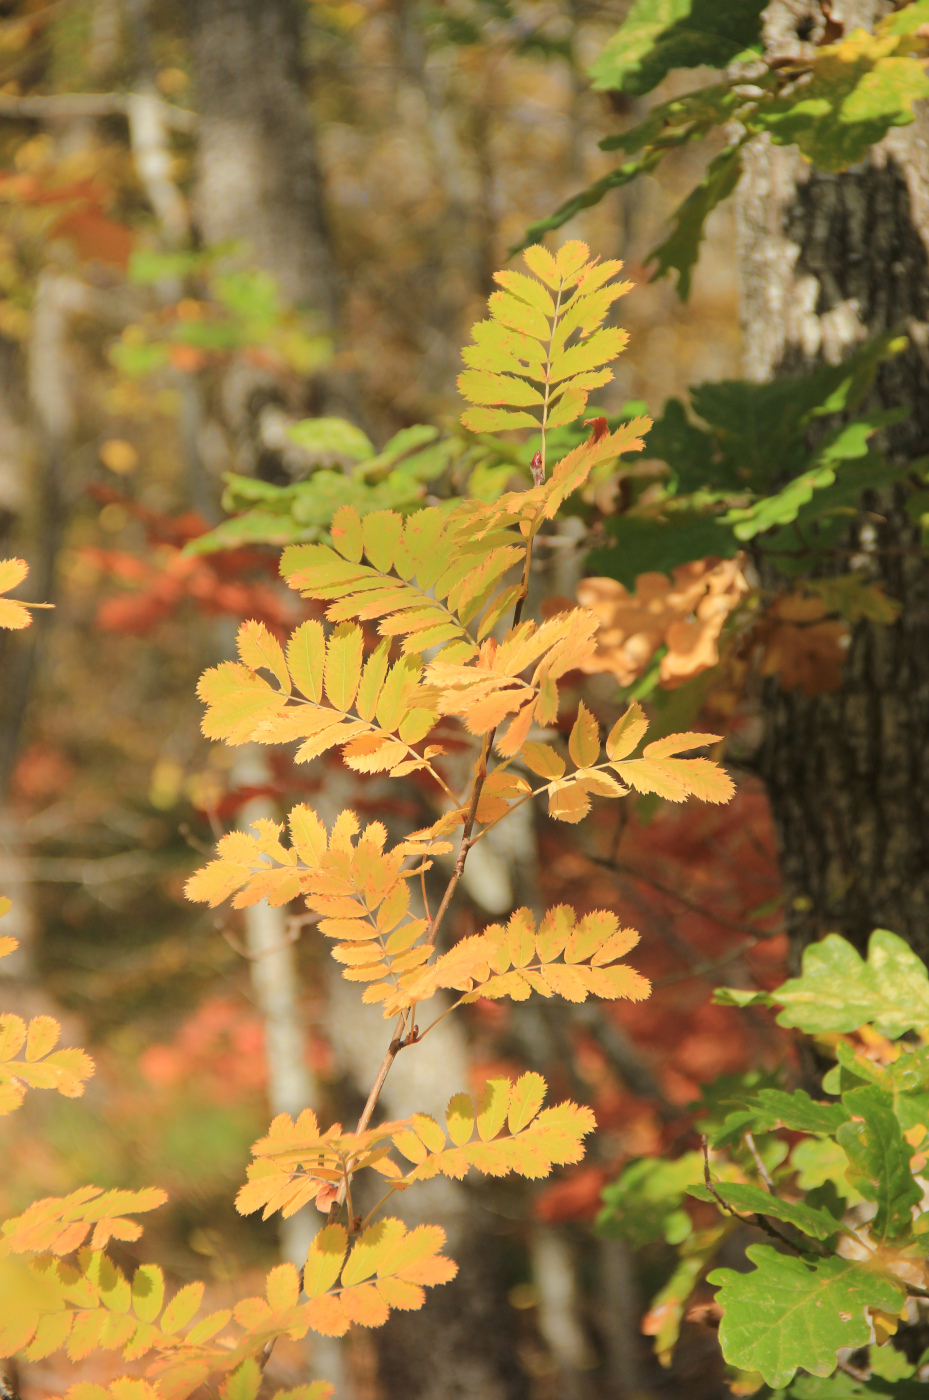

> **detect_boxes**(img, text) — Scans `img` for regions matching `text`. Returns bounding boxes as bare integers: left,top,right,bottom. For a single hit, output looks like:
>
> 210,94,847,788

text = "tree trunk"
737,2,929,961
186,0,337,319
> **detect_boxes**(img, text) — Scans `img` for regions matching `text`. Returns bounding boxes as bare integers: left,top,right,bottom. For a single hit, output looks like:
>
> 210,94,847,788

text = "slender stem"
344,1170,355,1231
701,1136,817,1259
511,534,534,629
744,1131,775,1191
360,1185,402,1232
327,1015,409,1225
539,279,566,477
425,732,492,949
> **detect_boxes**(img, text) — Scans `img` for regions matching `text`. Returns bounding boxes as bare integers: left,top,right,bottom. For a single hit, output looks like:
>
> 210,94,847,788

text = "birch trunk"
737,1,929,961
186,0,336,319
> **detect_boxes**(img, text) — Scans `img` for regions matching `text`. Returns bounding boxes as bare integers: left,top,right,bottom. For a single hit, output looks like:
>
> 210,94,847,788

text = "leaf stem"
327,1013,411,1226
425,732,492,950
701,1136,816,1259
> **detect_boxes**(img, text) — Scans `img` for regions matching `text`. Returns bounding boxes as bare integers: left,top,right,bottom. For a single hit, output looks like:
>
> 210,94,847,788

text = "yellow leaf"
488,289,550,341
522,243,561,288
289,804,328,864
493,268,556,316
324,623,364,712
519,742,565,780
0,597,32,629
330,504,363,562
556,239,590,278
568,700,600,767
460,407,539,434
457,369,544,407
0,558,28,593
507,1072,546,1133
362,510,403,573
198,662,287,744
287,621,327,703
477,1078,510,1142
266,1262,300,1312
644,731,721,759
605,701,648,760
536,904,573,961
613,756,734,804
547,780,590,823
506,908,535,968
356,639,391,720
540,962,589,1000
237,620,290,694
445,1093,475,1147
25,1015,60,1061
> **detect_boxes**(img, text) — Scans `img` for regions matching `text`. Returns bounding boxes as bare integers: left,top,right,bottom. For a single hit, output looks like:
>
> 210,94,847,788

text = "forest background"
2,0,923,1398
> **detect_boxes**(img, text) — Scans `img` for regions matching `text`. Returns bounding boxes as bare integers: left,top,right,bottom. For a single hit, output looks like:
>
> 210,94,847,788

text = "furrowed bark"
737,2,929,962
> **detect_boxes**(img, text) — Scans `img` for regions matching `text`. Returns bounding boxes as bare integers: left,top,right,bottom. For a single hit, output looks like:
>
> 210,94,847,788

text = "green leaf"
880,0,929,36
709,1244,905,1389
756,32,929,172
679,334,904,493
710,1088,849,1147
589,0,766,96
772,929,929,1038
587,511,740,588
713,987,775,1009
648,139,747,300
600,81,751,154
287,417,375,463
785,1373,925,1397
596,1152,705,1248
724,410,907,539
791,1136,863,1206
725,465,837,539
836,1085,922,1241
645,397,715,493
695,1180,844,1240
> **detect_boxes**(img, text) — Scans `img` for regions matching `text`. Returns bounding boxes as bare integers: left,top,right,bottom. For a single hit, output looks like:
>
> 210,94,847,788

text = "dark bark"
737,4,929,960
185,0,337,320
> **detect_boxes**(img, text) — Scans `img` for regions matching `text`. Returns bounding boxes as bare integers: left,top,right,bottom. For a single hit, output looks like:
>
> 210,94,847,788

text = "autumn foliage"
0,244,734,1397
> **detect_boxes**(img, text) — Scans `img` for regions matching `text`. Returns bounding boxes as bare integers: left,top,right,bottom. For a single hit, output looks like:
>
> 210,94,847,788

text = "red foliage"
139,997,267,1103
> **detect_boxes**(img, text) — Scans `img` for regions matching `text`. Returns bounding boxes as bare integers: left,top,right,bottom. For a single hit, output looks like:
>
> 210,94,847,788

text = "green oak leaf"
711,1088,849,1147
836,1085,921,1241
756,30,929,172
690,1179,844,1240
723,410,904,539
586,510,741,589
599,81,752,154
709,1244,904,1388
773,929,929,1038
786,1372,925,1397
589,0,767,97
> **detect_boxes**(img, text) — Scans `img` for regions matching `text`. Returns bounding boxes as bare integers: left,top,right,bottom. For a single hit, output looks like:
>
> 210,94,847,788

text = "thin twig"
594,854,779,941
744,1131,775,1191
701,1136,809,1258
216,913,316,961
327,1015,412,1226
360,1185,402,1233
835,1357,872,1382
425,732,492,949
654,938,759,987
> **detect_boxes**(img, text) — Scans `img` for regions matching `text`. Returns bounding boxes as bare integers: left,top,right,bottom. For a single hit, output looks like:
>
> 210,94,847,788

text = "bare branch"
0,91,196,131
